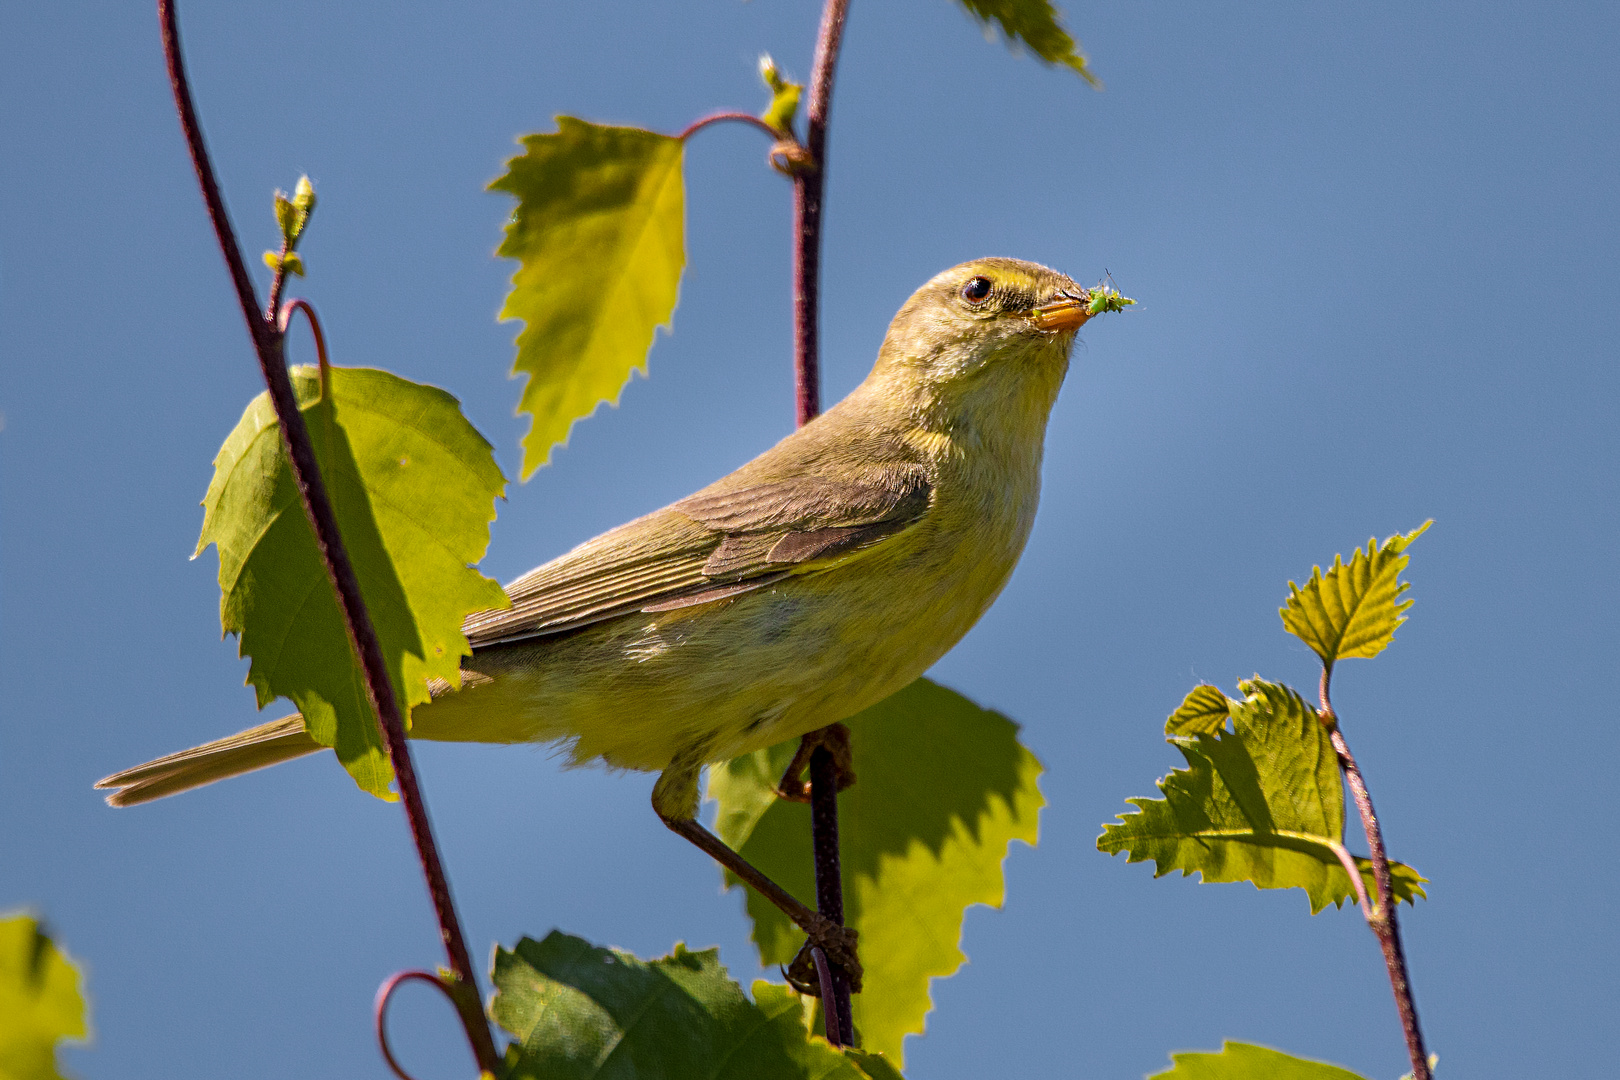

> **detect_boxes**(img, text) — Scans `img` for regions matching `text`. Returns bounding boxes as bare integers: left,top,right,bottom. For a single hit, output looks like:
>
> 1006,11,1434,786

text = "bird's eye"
960,276,993,304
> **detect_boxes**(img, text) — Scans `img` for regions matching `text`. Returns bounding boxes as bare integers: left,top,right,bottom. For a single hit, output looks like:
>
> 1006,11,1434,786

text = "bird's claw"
775,724,856,802
784,917,862,994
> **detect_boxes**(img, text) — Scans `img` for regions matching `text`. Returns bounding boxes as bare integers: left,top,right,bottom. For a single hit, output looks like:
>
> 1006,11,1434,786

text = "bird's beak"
1029,292,1093,333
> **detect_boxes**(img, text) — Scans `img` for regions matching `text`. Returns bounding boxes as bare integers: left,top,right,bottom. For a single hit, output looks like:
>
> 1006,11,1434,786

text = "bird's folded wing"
461,467,931,648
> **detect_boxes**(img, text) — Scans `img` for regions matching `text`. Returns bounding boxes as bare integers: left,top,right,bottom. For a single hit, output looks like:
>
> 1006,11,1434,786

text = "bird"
97,256,1127,983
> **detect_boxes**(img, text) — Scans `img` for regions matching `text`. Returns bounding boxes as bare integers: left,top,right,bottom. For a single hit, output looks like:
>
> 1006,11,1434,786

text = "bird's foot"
783,917,862,995
775,723,856,802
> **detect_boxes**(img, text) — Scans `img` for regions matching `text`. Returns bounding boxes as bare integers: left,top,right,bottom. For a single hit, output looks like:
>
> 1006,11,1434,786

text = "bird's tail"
96,714,322,807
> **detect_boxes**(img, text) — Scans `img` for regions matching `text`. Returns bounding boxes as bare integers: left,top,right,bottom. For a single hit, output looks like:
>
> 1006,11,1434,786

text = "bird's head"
867,258,1130,435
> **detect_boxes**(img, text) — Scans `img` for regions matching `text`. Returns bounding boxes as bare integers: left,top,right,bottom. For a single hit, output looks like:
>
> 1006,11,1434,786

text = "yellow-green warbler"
99,257,1131,981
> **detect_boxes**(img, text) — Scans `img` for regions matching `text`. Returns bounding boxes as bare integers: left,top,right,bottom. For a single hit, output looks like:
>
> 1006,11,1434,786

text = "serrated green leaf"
953,0,1100,86
491,932,894,1080
1165,684,1232,736
1099,678,1425,914
1150,1042,1371,1080
490,118,685,478
198,366,509,797
709,678,1043,1063
0,915,88,1080
1280,522,1432,667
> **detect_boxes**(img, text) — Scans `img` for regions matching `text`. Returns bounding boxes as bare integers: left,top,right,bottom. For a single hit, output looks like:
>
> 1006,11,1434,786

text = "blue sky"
2,2,1616,1078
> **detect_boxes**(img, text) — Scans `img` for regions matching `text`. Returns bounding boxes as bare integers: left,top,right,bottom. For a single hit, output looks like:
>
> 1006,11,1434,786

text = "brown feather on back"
460,464,932,649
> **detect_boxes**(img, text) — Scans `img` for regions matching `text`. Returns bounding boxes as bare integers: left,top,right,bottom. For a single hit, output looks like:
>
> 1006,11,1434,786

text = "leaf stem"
793,0,857,1043
375,970,465,1080
278,298,332,400
677,110,785,143
157,3,500,1073
1326,840,1373,921
1319,666,1431,1080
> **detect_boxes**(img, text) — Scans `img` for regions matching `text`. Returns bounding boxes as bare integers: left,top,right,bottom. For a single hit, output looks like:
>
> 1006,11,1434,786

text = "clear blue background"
3,2,1615,1077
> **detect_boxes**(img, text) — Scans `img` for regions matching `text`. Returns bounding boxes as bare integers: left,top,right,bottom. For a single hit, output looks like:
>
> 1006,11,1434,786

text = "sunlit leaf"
1280,522,1432,667
1165,684,1231,737
1099,678,1425,914
1149,1042,1371,1080
953,0,1100,86
491,931,897,1079
709,678,1043,1062
198,366,508,797
491,118,685,478
0,914,87,1080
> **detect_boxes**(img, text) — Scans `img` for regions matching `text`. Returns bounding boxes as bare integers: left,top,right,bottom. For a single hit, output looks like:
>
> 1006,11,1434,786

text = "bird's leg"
775,722,856,802
653,759,861,990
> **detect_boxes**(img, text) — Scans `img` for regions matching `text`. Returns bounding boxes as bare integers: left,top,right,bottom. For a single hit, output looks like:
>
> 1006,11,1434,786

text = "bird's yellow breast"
410,418,1044,773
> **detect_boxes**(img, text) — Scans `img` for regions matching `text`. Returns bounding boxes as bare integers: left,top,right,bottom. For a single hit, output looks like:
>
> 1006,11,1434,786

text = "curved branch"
158,3,500,1073
375,970,475,1080
1326,840,1374,922
677,110,784,143
278,298,332,399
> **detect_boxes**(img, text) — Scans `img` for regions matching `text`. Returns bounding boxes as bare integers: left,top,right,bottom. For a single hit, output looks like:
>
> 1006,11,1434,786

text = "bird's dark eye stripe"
961,276,993,303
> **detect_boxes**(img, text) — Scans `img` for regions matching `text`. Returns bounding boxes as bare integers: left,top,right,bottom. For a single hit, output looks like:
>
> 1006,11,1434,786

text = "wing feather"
461,463,933,649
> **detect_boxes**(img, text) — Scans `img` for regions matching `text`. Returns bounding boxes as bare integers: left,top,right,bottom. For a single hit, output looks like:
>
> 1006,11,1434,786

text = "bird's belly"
410,516,1025,773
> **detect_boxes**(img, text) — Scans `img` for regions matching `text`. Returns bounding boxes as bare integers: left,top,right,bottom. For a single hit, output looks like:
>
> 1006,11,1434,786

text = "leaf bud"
274,193,298,244
293,175,316,213
757,54,802,136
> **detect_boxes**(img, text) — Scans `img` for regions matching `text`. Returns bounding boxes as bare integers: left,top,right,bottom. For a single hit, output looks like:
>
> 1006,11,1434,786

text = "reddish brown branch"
1319,667,1431,1080
791,0,858,1042
808,745,853,1042
375,970,481,1080
157,3,499,1073
809,946,843,1046
677,110,785,143
792,0,851,427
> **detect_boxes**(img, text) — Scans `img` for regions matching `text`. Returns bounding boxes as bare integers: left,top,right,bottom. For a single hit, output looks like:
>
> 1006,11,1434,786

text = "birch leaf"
953,0,1100,86
1280,522,1432,666
0,914,87,1080
198,366,508,797
491,119,685,478
1099,678,1425,913
710,678,1042,1062
491,932,897,1080
1150,1042,1371,1080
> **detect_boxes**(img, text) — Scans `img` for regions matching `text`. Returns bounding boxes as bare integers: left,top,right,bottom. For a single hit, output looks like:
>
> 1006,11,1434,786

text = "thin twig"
793,0,852,427
279,298,332,400
677,110,785,143
157,3,500,1073
791,0,858,1041
1326,840,1374,922
376,970,473,1080
810,947,843,1047
266,239,292,322
808,745,853,1043
1319,666,1431,1080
